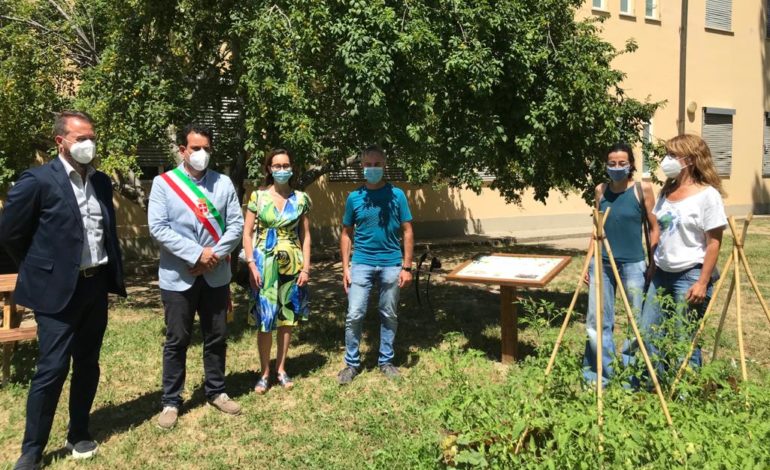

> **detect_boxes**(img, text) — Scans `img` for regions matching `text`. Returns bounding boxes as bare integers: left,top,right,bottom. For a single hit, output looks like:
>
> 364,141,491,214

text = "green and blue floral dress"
247,189,311,332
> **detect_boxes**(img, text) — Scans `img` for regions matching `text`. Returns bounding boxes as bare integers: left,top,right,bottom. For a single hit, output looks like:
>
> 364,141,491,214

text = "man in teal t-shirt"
338,145,414,384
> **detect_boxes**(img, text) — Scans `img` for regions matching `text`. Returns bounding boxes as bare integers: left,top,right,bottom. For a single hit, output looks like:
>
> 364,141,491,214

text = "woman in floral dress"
243,149,311,393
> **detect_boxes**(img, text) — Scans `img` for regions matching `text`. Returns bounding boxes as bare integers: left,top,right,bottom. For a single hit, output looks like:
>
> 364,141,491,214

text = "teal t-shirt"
600,185,645,263
343,183,413,267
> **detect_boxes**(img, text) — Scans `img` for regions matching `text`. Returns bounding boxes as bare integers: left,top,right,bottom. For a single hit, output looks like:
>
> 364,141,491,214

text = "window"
762,113,770,178
621,0,633,15
702,108,735,177
706,0,732,31
645,0,658,18
642,120,653,176
593,0,607,10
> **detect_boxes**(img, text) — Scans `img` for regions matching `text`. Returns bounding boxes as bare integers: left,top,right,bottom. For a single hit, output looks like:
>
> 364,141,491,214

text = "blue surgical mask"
363,167,384,184
606,165,630,182
272,169,293,184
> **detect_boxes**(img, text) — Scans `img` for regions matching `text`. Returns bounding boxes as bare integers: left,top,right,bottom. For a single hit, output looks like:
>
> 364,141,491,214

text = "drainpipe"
677,0,690,135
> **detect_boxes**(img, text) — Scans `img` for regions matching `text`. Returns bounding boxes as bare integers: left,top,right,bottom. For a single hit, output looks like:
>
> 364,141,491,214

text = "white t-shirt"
653,186,727,272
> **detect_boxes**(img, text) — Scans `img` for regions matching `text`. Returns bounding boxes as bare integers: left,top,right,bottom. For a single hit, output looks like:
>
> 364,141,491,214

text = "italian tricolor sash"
160,168,226,242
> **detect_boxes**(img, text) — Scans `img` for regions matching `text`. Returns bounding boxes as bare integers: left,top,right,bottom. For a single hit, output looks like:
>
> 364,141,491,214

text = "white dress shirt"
58,155,108,269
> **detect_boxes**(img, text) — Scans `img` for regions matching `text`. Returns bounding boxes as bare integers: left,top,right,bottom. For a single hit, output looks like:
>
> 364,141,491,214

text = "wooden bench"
0,273,37,384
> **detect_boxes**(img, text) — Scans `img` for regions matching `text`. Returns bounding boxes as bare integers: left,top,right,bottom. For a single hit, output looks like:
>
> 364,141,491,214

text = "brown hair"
262,148,295,188
662,134,726,197
53,110,93,138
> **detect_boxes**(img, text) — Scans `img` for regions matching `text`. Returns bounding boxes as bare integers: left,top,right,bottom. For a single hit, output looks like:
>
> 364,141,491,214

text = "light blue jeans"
345,264,402,368
583,259,647,384
634,265,715,380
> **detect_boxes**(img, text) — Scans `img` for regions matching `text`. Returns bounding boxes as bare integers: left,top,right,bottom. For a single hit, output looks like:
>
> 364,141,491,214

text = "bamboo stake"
734,243,747,381
730,217,770,328
711,276,735,362
711,216,749,361
593,209,605,443
669,252,734,397
516,211,610,455
602,237,674,427
544,235,594,376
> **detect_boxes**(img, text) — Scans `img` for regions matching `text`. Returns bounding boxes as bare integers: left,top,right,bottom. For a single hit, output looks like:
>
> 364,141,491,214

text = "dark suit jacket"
0,158,127,313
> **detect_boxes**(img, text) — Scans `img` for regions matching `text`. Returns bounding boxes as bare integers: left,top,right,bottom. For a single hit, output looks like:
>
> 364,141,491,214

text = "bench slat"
0,326,37,343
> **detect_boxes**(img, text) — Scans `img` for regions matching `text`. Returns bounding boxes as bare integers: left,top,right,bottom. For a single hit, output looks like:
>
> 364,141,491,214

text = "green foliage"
435,295,770,468
0,0,73,190
235,0,659,201
2,0,657,204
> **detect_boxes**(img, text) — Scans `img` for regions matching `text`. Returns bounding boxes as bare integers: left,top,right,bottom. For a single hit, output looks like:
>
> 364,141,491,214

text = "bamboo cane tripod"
515,208,675,454
669,214,770,396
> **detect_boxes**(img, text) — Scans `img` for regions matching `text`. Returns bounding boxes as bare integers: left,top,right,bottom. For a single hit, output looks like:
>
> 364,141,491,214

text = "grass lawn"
1,217,770,468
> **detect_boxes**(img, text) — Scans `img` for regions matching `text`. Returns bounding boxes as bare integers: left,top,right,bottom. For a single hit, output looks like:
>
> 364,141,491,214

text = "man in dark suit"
0,111,126,470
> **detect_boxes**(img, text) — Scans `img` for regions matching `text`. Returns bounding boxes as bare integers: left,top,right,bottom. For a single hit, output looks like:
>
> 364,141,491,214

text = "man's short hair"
177,124,213,146
53,111,94,138
361,144,386,160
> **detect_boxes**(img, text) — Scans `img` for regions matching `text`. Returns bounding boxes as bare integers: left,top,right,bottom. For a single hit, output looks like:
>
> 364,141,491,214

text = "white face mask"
660,154,686,179
188,149,210,172
67,139,96,165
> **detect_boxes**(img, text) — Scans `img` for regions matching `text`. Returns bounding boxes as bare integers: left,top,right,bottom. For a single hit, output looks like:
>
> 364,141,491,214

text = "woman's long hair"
662,134,725,197
261,148,296,189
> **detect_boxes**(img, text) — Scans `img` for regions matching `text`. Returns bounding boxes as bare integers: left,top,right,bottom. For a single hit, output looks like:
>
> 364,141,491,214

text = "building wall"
578,0,770,214
115,1,770,257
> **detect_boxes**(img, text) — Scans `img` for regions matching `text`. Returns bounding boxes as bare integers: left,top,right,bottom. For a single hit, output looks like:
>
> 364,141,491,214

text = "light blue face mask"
272,169,293,184
363,167,384,184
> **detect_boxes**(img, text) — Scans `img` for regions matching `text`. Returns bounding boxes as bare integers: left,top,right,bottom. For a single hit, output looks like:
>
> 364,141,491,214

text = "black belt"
80,265,105,278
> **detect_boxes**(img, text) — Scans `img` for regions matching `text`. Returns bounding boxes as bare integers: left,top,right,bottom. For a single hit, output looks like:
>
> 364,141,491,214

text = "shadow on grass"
292,268,585,366
89,390,163,444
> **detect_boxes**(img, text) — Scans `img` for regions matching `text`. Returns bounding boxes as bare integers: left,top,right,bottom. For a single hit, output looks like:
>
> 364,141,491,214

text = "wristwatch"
402,266,413,272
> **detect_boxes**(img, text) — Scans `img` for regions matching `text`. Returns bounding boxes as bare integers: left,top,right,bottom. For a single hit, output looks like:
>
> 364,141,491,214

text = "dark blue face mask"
606,166,630,182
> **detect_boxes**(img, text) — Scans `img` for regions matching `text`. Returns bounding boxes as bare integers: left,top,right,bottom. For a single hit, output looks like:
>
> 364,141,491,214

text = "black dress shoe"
13,453,41,470
65,439,99,459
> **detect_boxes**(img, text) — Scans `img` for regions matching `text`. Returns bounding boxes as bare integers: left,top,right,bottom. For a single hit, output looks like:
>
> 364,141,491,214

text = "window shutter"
136,143,170,167
328,162,407,182
702,111,733,177
706,0,732,31
762,113,770,176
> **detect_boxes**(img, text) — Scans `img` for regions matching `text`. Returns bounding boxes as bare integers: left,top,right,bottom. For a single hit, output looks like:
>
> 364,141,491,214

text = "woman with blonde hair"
636,134,727,376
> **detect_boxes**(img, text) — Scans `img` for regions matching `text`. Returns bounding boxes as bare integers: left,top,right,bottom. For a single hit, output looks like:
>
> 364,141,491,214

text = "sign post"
446,253,571,363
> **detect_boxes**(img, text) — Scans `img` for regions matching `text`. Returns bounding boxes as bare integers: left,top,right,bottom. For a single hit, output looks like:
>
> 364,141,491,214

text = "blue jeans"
583,259,646,384
345,264,402,368
634,265,715,379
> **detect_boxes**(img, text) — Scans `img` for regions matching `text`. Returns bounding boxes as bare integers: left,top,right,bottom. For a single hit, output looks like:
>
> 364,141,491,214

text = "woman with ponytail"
583,143,658,385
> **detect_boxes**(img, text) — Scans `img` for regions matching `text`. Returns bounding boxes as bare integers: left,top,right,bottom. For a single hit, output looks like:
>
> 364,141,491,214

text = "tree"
0,0,73,189
1,0,658,206
235,0,659,203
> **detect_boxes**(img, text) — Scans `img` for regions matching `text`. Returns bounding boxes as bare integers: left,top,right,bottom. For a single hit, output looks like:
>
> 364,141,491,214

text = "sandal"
254,376,269,394
277,372,294,390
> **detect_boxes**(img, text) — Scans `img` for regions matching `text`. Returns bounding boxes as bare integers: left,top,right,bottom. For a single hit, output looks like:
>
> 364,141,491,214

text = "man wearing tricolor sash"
148,124,244,430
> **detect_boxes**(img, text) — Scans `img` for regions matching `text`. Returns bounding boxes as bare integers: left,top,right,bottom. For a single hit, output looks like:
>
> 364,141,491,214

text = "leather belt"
80,265,105,278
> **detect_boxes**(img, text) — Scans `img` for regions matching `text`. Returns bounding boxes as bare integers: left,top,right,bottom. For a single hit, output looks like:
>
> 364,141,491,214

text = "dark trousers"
22,270,108,458
161,276,228,407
